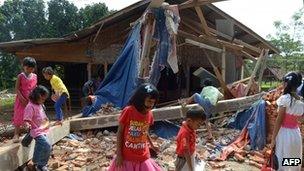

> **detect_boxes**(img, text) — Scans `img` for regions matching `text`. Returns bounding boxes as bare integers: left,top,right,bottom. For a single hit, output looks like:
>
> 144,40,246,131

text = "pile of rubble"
44,126,269,171
263,85,284,143
95,103,121,116
48,130,116,171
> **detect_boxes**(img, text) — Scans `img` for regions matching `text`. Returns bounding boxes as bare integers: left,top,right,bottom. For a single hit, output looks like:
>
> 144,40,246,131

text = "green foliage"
0,0,112,90
79,3,111,28
47,0,81,37
267,8,304,72
0,53,21,89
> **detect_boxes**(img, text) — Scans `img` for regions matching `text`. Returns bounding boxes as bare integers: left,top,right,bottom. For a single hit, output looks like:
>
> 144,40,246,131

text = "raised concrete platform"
0,121,70,171
70,93,264,131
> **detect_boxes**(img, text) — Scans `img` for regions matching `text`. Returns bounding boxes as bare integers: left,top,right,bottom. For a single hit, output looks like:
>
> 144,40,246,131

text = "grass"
0,97,14,111
0,96,14,123
261,81,280,91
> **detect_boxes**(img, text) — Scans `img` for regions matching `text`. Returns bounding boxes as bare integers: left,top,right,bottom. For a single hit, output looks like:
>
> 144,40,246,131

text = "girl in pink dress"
13,57,37,142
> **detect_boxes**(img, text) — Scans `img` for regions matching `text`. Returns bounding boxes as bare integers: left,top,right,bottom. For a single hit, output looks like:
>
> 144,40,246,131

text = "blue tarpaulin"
151,120,180,139
228,100,266,150
82,23,142,116
82,7,179,117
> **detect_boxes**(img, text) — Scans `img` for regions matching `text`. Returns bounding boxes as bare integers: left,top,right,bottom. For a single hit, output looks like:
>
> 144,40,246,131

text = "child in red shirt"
175,106,206,171
108,83,162,171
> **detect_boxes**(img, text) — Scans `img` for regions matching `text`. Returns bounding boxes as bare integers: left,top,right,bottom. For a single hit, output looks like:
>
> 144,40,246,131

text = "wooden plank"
209,28,262,55
148,0,165,8
185,39,222,53
257,49,269,87
222,46,226,81
206,4,279,54
92,22,104,43
203,49,234,99
241,65,245,79
230,76,251,85
244,49,265,96
186,65,190,97
70,92,264,131
179,0,229,10
241,50,258,61
0,122,70,171
180,18,258,54
178,30,218,48
180,20,202,35
194,6,211,36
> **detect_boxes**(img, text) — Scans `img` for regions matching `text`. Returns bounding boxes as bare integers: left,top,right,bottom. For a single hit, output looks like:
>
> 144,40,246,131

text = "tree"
47,0,81,37
0,0,47,89
79,3,111,29
267,8,304,72
0,0,112,90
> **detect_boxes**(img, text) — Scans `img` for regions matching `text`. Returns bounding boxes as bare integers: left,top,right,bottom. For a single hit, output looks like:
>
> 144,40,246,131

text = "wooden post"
244,49,265,96
203,49,233,99
139,13,155,78
194,5,211,36
221,46,226,82
87,63,92,80
257,49,269,89
186,65,190,97
241,64,245,79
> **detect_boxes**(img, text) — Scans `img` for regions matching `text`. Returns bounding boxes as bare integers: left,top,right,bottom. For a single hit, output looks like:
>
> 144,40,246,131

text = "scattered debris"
94,103,120,116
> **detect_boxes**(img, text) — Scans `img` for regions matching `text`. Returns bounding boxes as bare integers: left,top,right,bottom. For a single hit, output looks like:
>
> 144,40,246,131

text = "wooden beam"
203,49,234,99
180,20,202,35
185,39,222,53
70,92,264,131
186,65,190,97
222,46,226,81
241,65,245,79
257,49,269,87
194,6,211,36
208,28,262,55
230,76,251,85
0,122,70,170
179,0,229,10
93,22,104,43
148,0,165,8
241,50,257,61
244,49,265,96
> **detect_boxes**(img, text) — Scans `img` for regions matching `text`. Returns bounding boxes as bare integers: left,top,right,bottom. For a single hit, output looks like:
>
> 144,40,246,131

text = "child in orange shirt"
108,83,162,171
175,106,206,171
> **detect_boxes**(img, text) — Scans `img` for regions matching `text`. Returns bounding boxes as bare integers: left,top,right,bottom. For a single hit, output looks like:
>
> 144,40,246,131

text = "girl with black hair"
296,72,304,97
13,57,37,142
108,83,162,171
270,71,304,171
24,85,51,171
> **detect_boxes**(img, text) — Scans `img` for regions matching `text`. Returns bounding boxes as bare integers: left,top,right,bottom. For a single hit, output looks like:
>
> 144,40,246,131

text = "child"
108,83,162,171
185,78,223,140
175,106,205,171
13,57,37,142
24,85,51,171
270,72,304,171
42,67,69,125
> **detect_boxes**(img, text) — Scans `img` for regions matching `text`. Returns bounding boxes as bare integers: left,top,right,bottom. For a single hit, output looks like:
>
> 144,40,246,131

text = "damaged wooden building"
0,0,279,108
